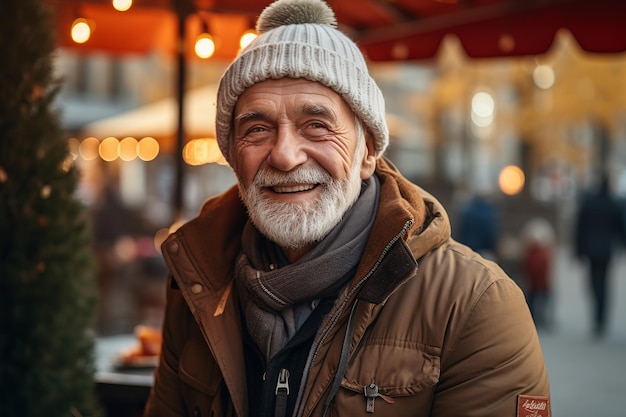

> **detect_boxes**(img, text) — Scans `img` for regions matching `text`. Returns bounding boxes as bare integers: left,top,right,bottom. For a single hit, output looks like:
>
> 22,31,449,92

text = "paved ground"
537,247,626,417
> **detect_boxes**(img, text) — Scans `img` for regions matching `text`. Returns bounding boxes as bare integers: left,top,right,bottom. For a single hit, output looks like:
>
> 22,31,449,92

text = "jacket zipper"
293,219,414,417
363,380,379,413
275,368,290,417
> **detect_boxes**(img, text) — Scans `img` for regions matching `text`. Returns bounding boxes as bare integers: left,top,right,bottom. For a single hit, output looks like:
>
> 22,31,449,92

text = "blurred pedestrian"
456,192,500,262
574,173,626,337
521,218,556,329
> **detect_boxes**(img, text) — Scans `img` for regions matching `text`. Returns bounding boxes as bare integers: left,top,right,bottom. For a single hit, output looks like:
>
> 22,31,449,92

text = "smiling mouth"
271,184,317,193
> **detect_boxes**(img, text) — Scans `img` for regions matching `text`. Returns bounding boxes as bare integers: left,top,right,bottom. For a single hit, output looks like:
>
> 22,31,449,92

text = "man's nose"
267,126,307,171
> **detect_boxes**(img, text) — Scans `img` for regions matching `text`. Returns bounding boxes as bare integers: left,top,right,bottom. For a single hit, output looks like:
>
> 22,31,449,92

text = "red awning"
355,0,626,60
47,0,626,61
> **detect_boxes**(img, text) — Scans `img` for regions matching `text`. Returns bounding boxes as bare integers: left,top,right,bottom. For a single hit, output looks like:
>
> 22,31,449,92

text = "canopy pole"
172,3,189,224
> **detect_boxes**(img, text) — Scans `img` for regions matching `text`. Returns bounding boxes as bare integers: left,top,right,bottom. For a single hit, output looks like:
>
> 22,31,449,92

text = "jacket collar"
168,186,247,294
353,157,451,304
167,157,451,300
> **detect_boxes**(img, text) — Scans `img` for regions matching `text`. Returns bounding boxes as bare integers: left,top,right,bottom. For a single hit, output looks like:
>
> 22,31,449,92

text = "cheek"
313,142,356,178
233,149,264,187
313,155,348,181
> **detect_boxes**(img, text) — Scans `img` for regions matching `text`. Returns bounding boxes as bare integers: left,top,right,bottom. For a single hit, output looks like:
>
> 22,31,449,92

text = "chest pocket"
179,337,224,417
333,342,440,416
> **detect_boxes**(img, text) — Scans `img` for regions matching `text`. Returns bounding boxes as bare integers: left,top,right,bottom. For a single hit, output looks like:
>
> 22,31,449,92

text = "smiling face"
231,78,376,261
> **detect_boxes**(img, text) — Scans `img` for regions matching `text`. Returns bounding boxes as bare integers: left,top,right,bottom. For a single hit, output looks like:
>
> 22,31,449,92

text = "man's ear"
360,134,377,179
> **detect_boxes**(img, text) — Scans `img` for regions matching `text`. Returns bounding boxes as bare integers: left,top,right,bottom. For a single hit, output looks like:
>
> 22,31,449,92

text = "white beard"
239,159,364,250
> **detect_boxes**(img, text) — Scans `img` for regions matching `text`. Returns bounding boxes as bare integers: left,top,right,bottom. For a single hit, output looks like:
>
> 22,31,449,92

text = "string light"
112,0,133,12
239,29,257,50
79,137,99,160
99,137,119,162
183,138,222,165
71,18,91,44
195,33,215,59
195,19,215,59
119,137,139,161
137,137,159,161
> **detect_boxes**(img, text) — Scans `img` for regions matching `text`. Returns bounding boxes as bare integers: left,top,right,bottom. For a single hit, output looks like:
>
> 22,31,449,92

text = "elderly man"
144,0,551,416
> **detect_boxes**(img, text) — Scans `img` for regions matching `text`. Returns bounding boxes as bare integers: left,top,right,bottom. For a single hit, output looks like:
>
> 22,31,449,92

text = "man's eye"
303,122,332,136
236,125,271,145
245,126,268,135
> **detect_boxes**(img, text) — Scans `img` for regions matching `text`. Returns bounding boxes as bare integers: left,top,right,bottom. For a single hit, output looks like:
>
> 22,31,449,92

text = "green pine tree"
0,0,102,416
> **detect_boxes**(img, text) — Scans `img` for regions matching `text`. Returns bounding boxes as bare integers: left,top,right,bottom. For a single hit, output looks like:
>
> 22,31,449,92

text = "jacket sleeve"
431,277,551,417
143,275,188,417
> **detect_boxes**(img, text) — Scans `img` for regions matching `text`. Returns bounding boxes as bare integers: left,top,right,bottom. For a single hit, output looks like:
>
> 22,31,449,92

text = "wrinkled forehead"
235,78,352,113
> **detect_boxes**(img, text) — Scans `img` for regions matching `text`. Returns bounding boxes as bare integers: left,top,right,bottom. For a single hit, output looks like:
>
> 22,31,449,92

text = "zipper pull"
275,368,290,395
364,380,379,413
275,368,290,417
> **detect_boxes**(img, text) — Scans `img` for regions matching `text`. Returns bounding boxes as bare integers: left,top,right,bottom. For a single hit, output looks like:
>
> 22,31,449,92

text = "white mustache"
253,167,332,188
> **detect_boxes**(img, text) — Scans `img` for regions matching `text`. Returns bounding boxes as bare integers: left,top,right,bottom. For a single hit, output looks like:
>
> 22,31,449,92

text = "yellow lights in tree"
532,64,555,90
71,18,91,44
471,91,495,127
499,165,525,196
112,0,133,12
195,33,215,59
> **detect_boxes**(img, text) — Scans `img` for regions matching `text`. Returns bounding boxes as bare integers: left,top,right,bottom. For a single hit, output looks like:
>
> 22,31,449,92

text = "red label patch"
517,395,550,417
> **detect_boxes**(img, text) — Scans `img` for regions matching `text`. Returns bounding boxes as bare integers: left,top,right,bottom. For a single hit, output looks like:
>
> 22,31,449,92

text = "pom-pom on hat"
215,0,389,165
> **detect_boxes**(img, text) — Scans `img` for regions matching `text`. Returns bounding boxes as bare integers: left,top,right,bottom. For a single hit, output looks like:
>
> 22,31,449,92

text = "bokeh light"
183,138,222,165
112,0,133,12
138,137,159,161
499,165,525,195
99,137,119,162
119,137,138,161
79,137,100,160
239,29,257,49
71,18,91,44
471,91,495,127
195,34,215,59
533,64,555,90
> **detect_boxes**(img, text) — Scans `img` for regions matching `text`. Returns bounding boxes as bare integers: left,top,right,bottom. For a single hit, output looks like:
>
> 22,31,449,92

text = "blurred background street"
539,247,626,417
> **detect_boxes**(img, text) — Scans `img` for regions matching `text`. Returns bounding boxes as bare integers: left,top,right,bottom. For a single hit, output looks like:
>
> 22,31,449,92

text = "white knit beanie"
215,0,389,165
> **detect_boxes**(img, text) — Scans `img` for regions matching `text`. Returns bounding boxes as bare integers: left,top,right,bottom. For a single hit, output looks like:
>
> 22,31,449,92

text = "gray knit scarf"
235,176,379,361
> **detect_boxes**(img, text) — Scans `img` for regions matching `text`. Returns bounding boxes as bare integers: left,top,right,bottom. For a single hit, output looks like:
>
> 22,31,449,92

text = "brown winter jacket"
144,158,551,417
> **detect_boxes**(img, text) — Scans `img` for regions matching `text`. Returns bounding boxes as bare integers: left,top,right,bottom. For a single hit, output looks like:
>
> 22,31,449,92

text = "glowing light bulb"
71,18,91,44
99,137,119,162
195,34,215,59
138,137,159,161
112,0,133,12
239,29,257,49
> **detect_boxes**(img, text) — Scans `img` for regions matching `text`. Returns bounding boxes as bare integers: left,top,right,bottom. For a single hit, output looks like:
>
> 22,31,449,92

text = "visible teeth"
272,184,315,193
